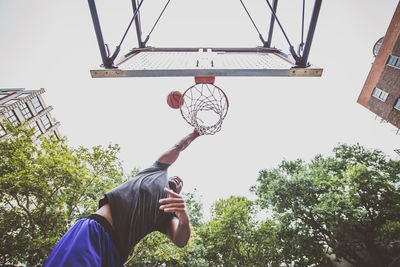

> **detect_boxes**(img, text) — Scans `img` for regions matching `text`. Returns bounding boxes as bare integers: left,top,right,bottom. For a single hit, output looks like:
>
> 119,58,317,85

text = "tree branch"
14,195,33,223
14,194,36,238
4,198,15,209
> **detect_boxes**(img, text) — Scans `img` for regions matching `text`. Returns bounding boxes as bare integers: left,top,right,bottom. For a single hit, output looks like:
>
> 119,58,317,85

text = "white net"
180,83,229,135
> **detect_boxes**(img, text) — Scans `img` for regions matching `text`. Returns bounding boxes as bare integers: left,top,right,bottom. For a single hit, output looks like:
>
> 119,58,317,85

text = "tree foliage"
5,122,397,267
0,123,124,266
199,196,280,267
183,189,204,228
126,230,201,267
127,195,281,267
252,144,400,267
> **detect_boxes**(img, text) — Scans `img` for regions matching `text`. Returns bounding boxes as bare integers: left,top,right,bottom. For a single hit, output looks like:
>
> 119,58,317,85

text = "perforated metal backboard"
90,47,323,78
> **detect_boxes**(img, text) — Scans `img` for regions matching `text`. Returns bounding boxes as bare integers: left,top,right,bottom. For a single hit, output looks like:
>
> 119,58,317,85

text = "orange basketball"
167,91,183,109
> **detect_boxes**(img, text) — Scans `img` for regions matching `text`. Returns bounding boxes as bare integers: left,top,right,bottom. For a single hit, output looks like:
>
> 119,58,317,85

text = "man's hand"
159,188,188,220
193,128,200,137
159,188,191,247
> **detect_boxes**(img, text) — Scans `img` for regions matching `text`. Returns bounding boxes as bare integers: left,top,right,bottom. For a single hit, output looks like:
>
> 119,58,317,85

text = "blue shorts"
44,214,123,267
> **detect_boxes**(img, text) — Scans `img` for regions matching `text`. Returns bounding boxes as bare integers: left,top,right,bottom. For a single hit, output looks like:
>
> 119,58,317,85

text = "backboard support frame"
87,0,323,76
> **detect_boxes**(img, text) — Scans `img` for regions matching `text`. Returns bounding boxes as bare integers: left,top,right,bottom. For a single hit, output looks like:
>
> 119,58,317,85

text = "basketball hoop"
180,78,229,135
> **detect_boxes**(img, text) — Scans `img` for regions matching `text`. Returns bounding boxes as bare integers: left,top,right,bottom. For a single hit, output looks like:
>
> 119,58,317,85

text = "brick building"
0,88,61,139
358,2,400,128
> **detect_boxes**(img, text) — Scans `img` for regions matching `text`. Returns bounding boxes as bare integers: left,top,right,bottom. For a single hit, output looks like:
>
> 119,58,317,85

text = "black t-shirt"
99,161,176,262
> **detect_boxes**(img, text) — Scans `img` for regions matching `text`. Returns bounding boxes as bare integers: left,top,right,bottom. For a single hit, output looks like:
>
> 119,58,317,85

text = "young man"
44,129,200,266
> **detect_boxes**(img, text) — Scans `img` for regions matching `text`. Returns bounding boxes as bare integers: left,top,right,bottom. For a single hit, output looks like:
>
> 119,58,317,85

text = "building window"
20,103,33,119
32,121,43,137
387,55,400,68
372,87,388,102
0,124,6,137
41,115,52,129
5,110,19,126
395,99,400,111
31,97,44,113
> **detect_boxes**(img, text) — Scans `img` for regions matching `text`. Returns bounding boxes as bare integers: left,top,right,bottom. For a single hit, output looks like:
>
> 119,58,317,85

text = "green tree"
0,123,124,266
252,144,400,267
183,189,204,227
181,189,209,267
126,231,199,267
199,196,280,267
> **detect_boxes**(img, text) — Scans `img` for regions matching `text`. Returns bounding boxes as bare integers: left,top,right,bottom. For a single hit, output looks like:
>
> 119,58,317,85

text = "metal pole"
296,0,322,67
239,0,266,46
264,0,298,61
87,0,113,68
131,0,144,48
266,0,278,48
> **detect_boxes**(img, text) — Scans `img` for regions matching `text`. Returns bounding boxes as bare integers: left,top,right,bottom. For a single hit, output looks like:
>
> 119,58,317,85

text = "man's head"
168,176,183,194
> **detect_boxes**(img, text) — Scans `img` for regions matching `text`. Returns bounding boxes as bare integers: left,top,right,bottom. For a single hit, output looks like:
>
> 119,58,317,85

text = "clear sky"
0,0,399,217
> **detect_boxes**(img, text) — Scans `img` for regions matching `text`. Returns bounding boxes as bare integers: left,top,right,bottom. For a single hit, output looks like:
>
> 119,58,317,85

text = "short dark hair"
168,180,177,193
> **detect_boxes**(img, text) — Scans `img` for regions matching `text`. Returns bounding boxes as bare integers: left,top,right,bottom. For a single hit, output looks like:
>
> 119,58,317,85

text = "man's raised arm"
157,129,200,165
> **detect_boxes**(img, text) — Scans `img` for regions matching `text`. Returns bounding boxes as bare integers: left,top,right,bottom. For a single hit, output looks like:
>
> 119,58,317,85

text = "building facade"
0,88,61,139
358,2,400,128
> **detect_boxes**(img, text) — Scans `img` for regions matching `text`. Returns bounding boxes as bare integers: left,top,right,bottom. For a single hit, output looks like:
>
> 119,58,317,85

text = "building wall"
385,36,400,126
369,28,400,118
0,88,61,139
357,2,400,128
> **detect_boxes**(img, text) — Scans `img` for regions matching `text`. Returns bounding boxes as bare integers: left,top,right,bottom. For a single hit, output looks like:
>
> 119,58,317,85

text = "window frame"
41,115,52,129
372,87,388,102
387,55,400,69
20,103,33,119
5,110,19,126
32,97,44,113
394,99,400,111
33,121,43,137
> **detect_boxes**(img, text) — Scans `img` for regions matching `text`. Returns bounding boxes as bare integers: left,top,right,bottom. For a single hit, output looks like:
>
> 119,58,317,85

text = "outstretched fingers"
159,187,186,213
160,205,186,213
159,202,186,213
163,187,180,197
159,198,184,204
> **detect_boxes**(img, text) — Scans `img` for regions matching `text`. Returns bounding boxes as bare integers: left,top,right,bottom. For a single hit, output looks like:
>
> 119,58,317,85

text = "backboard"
90,47,323,78
88,0,323,78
